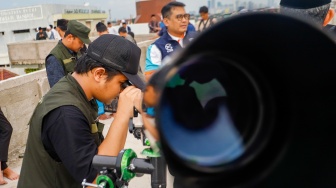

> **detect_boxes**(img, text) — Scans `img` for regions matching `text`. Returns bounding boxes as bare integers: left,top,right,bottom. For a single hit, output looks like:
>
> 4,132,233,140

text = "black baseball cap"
67,20,91,44
86,34,145,90
280,0,331,9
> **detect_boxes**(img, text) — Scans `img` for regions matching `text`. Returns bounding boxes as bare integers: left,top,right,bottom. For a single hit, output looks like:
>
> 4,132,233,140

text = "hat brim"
78,37,91,44
122,71,146,91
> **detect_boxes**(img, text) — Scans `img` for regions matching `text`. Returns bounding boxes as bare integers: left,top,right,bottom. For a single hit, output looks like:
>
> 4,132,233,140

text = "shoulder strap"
198,20,204,31
198,19,210,31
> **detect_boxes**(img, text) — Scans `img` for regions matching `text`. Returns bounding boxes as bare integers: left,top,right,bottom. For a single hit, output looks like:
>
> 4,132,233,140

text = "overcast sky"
1,0,275,20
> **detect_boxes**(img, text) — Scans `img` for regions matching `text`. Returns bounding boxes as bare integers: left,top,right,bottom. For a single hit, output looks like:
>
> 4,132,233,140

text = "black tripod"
129,110,167,188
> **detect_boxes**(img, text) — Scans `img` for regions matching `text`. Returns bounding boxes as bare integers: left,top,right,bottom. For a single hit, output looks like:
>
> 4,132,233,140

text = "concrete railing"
7,33,157,68
1,37,155,162
0,70,50,161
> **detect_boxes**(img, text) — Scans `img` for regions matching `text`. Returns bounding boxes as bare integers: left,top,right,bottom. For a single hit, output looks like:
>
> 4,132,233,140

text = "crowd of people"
2,0,336,187
35,24,61,41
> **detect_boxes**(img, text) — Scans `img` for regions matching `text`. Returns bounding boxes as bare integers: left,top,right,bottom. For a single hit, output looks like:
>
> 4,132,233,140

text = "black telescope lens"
121,80,132,89
157,54,264,171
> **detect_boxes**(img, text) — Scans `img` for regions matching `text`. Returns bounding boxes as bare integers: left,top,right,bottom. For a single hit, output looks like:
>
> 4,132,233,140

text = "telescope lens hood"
154,12,336,187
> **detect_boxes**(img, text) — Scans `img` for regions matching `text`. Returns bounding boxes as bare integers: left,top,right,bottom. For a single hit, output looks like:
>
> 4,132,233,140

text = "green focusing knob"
145,138,150,146
120,149,137,181
141,148,161,157
97,175,114,188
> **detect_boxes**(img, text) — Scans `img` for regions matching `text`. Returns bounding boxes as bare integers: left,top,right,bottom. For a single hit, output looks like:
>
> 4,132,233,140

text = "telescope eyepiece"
121,80,133,89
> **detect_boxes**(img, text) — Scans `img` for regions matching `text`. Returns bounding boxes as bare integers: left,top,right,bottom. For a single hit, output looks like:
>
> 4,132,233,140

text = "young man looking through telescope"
18,34,145,187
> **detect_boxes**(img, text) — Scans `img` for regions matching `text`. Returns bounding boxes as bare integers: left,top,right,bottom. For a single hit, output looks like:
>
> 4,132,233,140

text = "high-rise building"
211,0,216,9
235,0,240,11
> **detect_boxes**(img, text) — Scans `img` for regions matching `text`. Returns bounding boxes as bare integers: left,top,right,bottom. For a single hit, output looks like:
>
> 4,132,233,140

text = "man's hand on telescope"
117,85,143,118
98,86,142,157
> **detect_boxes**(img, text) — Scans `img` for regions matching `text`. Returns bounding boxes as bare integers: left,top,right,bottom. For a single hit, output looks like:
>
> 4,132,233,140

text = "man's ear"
163,17,169,27
323,9,335,26
64,34,74,42
92,67,106,82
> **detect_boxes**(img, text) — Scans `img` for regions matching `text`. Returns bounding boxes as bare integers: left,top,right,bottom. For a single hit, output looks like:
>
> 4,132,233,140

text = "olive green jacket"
47,41,77,75
18,75,101,188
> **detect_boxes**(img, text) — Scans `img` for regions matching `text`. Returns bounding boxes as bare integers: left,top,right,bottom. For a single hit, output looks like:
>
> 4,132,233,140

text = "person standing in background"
196,6,217,32
107,22,118,35
45,20,91,88
149,14,161,33
96,22,109,36
56,19,69,39
50,24,61,40
118,27,137,44
145,1,197,80
121,20,132,33
36,27,48,40
0,108,19,185
46,26,54,40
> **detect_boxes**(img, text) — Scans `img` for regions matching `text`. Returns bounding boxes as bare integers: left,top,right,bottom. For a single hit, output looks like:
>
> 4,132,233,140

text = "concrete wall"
1,38,155,161
7,33,157,68
0,70,50,160
8,40,58,67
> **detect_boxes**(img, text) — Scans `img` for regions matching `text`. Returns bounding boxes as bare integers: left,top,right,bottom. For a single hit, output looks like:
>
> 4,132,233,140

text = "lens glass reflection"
158,55,261,168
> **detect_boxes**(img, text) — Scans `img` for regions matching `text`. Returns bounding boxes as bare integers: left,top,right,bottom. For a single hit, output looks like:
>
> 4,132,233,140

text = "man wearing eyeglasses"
143,2,197,188
45,20,91,88
144,1,197,81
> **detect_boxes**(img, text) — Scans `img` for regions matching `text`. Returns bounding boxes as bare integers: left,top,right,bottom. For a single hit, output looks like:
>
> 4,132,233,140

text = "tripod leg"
151,156,167,188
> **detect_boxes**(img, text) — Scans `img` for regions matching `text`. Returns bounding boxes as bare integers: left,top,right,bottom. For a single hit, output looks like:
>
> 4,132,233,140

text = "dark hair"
75,54,120,81
63,30,82,40
96,22,108,32
199,6,209,14
118,26,127,33
38,27,42,30
49,24,53,28
64,30,76,38
107,22,112,25
161,1,186,19
128,31,135,38
151,14,156,17
57,19,68,31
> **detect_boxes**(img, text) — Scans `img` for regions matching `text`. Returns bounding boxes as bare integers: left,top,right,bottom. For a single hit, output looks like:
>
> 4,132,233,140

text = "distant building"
211,0,216,9
135,0,174,23
0,4,107,67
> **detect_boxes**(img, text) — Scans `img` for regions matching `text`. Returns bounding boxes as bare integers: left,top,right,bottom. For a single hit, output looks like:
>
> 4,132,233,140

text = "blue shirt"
46,55,66,88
